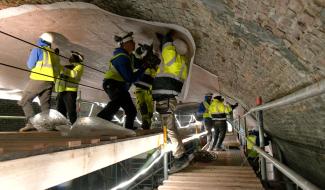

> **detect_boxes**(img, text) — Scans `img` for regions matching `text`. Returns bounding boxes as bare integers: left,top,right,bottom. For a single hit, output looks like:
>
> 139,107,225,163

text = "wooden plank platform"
0,128,162,156
159,134,264,190
0,133,164,190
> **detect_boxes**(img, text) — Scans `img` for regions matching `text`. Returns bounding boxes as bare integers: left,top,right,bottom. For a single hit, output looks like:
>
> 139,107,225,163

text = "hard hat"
173,39,188,55
71,51,84,62
114,31,134,45
40,32,53,44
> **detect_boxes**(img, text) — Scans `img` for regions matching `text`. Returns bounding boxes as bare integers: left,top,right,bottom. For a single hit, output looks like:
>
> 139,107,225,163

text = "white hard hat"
173,39,188,55
114,31,134,46
40,32,53,44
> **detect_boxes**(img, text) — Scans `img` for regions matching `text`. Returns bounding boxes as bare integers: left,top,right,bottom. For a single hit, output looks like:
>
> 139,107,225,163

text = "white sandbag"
56,117,136,138
30,109,71,131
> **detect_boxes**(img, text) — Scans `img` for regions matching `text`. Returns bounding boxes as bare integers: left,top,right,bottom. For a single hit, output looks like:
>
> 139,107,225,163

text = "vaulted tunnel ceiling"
0,0,325,188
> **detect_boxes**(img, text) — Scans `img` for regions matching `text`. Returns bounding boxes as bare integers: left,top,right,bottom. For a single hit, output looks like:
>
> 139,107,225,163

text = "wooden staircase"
158,134,264,190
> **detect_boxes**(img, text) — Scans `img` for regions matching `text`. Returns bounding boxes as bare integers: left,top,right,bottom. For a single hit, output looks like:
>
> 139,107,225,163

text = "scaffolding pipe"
245,79,325,116
256,97,266,180
253,145,320,190
163,153,168,180
0,116,25,119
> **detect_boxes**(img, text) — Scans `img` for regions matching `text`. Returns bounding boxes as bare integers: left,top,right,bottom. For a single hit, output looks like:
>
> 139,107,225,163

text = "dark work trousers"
56,91,78,124
204,118,213,148
211,120,227,149
18,80,53,122
97,79,137,130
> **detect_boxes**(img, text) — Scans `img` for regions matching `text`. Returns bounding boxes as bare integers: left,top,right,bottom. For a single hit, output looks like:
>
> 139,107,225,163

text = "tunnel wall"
0,0,324,187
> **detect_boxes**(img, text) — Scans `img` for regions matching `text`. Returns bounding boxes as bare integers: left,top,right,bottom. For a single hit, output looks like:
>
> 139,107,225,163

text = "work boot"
141,121,150,130
169,153,194,174
19,123,36,132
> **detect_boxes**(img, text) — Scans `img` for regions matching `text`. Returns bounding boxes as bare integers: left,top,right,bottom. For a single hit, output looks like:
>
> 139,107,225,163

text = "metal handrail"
243,79,325,117
252,145,320,190
231,79,325,190
234,123,320,190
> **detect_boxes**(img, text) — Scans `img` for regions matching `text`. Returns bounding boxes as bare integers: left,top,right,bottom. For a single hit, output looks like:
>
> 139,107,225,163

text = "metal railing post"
256,96,266,181
163,125,168,180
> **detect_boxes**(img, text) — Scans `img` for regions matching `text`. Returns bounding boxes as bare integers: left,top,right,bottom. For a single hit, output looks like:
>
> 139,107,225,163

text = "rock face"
0,0,324,188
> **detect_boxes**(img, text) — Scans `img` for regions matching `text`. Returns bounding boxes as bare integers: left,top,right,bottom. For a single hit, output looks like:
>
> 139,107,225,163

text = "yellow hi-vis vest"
55,63,84,92
135,67,157,90
152,42,188,96
30,47,60,81
247,135,258,158
225,104,232,113
209,99,230,120
203,101,211,118
104,53,130,82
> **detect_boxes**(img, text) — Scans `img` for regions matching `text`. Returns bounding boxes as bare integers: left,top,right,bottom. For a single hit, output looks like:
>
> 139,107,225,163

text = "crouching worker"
55,51,84,124
153,30,193,173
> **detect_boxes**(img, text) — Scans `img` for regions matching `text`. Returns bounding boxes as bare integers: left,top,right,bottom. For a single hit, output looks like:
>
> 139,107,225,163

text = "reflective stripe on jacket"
30,47,60,81
152,42,188,98
209,99,230,120
104,52,130,82
135,67,157,90
55,63,84,92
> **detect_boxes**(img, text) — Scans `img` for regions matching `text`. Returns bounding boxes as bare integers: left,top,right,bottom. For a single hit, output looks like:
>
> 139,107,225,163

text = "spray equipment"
138,43,161,69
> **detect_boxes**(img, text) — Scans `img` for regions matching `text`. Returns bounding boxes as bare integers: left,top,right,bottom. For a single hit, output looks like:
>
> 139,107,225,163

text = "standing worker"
198,93,213,149
55,51,84,124
134,44,161,130
153,30,192,173
18,32,61,132
97,32,148,130
208,95,231,151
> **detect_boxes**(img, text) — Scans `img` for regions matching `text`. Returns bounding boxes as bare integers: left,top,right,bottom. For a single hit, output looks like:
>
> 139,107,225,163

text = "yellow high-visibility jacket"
203,101,211,118
55,63,84,92
30,47,60,81
247,135,258,158
209,99,231,120
152,42,188,98
104,52,130,82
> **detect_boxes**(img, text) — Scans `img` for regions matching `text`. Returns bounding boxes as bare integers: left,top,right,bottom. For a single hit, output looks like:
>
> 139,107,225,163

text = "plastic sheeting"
30,109,71,131
56,117,136,138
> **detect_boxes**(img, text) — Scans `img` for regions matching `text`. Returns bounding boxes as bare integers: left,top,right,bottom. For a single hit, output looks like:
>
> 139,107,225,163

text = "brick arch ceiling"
1,0,325,188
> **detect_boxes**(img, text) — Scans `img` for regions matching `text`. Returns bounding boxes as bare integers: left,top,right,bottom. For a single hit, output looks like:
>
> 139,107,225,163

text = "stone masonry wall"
0,0,324,187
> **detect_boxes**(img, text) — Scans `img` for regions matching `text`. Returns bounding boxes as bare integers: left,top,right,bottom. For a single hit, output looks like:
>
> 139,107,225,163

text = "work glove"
143,53,160,69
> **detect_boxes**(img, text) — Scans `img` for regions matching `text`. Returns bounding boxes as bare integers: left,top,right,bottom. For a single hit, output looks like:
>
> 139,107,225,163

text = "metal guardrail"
235,79,325,190
243,79,325,117
253,145,320,190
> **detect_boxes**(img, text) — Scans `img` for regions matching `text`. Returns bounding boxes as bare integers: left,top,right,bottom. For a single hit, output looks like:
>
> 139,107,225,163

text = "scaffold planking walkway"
159,134,264,190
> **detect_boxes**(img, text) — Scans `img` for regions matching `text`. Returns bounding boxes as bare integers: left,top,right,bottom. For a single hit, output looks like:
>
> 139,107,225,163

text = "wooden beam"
0,133,163,190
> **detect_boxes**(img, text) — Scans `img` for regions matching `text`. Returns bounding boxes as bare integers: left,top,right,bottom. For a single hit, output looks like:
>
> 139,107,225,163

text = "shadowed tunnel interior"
0,0,324,189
